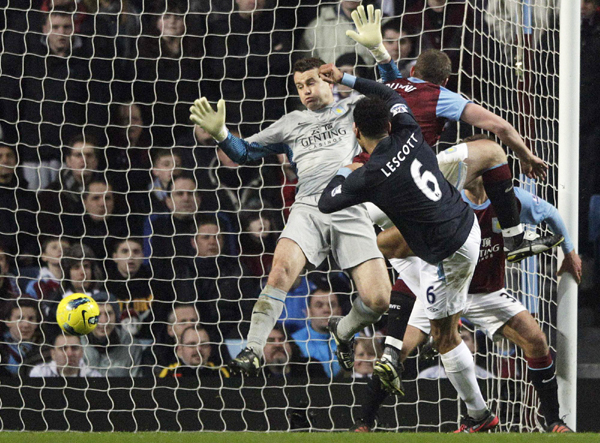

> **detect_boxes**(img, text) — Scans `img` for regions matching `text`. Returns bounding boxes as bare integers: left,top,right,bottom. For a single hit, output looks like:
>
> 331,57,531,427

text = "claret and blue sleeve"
515,188,574,254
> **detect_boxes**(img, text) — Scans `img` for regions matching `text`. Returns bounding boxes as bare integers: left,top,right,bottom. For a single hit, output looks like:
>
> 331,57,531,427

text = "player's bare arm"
558,250,582,284
460,103,548,181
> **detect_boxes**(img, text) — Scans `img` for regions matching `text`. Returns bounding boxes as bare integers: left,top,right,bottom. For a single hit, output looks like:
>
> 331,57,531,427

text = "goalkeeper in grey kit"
190,58,391,376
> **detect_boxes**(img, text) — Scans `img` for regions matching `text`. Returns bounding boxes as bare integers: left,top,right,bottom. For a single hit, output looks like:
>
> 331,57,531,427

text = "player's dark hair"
293,57,326,74
413,49,452,85
354,96,390,139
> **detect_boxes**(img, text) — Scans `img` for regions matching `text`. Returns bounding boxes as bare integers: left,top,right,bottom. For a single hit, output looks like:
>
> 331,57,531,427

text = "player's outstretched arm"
345,5,389,64
190,97,287,164
345,5,402,81
461,103,548,180
514,187,581,283
318,167,368,214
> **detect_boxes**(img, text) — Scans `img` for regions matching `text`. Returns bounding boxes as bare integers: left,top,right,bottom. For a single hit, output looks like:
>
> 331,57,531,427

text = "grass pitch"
0,433,598,443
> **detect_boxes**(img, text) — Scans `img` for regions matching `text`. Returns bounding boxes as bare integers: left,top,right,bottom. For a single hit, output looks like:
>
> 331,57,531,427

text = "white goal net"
0,0,563,432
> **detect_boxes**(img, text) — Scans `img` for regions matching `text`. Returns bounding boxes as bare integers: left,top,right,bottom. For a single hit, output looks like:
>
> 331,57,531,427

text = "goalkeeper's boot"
454,410,499,433
373,357,405,396
229,347,261,376
505,231,564,263
349,419,372,432
328,317,355,371
545,420,573,433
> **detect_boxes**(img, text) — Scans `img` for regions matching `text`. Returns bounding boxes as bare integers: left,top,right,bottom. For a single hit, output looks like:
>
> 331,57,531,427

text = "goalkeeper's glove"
189,97,228,142
345,4,390,64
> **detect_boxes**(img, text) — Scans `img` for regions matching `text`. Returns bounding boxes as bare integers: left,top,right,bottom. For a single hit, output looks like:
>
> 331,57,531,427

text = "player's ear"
442,77,449,87
353,123,360,140
387,121,392,134
410,65,415,77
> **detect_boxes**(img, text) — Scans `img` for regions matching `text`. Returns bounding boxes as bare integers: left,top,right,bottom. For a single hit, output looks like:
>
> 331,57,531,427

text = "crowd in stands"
0,0,592,380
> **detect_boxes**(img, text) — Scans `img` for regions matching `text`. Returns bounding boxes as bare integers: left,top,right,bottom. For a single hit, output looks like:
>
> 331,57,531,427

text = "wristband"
369,43,391,64
213,126,229,143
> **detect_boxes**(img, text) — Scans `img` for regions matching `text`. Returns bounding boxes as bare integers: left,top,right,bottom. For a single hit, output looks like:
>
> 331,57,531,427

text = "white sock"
336,297,381,342
246,285,286,359
440,340,487,420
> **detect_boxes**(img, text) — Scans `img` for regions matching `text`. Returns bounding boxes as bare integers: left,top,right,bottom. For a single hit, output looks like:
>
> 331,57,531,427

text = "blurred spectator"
0,143,39,261
82,291,142,377
141,302,201,373
176,215,259,340
402,0,475,92
40,243,103,342
0,7,93,189
580,0,600,255
202,0,292,133
29,333,102,377
239,211,278,277
381,19,417,78
0,242,18,320
25,236,70,301
298,1,374,66
352,334,382,378
332,53,368,102
105,102,152,194
43,134,99,213
262,323,326,380
61,174,130,259
160,326,230,378
145,174,216,306
0,299,47,377
147,148,183,214
87,0,141,63
132,1,202,147
291,287,343,378
105,239,156,343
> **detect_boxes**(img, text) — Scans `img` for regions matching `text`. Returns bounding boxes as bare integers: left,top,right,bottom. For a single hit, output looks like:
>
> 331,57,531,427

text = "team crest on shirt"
390,103,409,116
492,217,502,233
334,106,344,114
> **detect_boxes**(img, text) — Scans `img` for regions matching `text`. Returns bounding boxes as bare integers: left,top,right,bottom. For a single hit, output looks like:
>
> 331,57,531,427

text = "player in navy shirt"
318,64,499,432
349,169,581,434
346,5,560,265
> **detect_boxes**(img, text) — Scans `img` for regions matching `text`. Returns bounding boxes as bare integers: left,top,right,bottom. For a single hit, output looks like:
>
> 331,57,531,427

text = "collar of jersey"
461,190,491,210
408,77,426,83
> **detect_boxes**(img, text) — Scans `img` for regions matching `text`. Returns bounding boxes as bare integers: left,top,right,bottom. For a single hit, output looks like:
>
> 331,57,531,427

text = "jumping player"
189,58,391,376
350,170,580,433
318,65,498,432
346,5,561,264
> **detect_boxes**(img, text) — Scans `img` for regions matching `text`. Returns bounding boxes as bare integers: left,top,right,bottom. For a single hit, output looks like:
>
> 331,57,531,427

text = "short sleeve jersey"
246,96,362,205
384,77,469,148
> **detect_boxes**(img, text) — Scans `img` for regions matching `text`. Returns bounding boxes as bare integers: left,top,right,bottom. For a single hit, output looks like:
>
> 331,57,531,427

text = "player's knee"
362,286,391,314
268,258,296,287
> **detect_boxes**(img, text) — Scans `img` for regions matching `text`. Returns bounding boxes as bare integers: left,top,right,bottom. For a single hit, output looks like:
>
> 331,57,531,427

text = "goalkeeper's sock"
481,163,524,245
336,297,381,342
361,374,389,427
246,285,287,359
440,341,488,420
526,353,560,425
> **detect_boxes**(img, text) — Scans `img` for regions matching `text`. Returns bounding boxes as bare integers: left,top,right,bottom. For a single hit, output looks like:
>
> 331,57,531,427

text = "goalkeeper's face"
294,68,334,111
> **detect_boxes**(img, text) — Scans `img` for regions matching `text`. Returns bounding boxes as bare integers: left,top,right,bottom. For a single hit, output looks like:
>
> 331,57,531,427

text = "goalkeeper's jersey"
220,96,362,206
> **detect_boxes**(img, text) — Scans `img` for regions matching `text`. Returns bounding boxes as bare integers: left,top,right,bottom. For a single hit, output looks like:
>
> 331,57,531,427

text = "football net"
0,0,562,432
